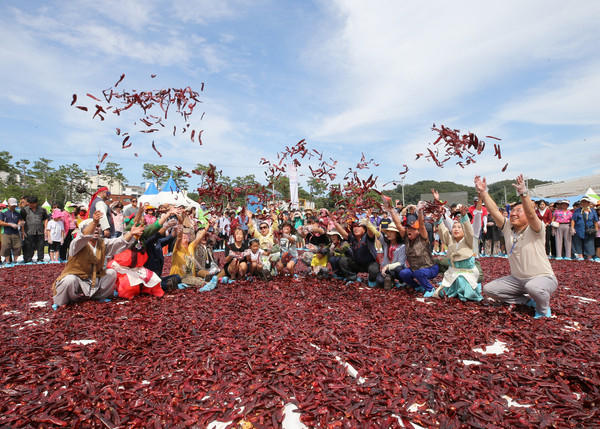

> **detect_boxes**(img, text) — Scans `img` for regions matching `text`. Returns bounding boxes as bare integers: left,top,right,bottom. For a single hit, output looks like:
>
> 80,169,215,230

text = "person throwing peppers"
474,174,557,318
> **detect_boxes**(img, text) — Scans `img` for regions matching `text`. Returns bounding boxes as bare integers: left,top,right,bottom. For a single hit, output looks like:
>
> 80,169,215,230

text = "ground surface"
1,256,599,428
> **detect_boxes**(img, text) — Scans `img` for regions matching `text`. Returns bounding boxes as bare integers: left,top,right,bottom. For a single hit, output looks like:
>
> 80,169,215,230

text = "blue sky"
1,0,599,192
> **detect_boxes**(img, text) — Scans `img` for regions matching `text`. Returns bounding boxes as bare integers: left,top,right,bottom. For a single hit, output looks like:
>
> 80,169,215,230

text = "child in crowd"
311,245,330,278
46,209,65,262
246,238,270,280
327,230,351,278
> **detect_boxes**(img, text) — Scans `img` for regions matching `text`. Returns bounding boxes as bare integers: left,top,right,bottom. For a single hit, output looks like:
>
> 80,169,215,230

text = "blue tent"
144,181,159,195
161,176,180,193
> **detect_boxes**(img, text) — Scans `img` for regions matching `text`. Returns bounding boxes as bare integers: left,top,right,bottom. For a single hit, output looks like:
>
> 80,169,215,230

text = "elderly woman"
552,200,573,260
571,197,599,260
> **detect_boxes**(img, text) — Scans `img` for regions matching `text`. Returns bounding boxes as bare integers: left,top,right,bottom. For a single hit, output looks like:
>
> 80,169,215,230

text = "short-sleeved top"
500,219,554,279
0,209,21,235
404,234,435,270
226,242,248,259
553,209,572,224
380,218,392,230
47,219,65,242
22,206,48,235
306,232,330,247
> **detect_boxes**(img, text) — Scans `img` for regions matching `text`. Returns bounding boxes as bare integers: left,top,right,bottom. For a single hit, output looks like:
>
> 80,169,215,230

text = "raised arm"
474,176,505,229
512,174,542,233
417,209,428,240
383,195,406,238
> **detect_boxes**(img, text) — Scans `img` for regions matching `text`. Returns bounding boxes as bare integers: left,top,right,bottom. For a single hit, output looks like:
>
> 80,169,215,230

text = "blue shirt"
0,209,22,235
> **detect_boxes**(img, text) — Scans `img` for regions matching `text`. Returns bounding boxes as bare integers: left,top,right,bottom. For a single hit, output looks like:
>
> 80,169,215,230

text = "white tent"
140,177,200,210
585,187,600,204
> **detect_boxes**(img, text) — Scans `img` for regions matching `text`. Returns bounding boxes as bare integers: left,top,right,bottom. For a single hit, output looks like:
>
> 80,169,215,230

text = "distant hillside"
383,179,550,206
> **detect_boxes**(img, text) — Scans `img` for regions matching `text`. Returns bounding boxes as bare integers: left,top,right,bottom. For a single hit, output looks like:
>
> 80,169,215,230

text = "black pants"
59,229,74,261
338,257,380,282
24,233,45,262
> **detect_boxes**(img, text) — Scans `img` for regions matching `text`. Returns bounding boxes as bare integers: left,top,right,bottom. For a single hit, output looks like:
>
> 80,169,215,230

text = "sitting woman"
376,223,406,290
386,199,439,294
169,225,218,291
223,227,249,281
432,204,482,301
331,215,380,286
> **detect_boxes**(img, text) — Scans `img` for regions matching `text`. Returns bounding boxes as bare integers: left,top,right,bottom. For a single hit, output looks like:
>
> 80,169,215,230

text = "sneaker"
534,307,552,319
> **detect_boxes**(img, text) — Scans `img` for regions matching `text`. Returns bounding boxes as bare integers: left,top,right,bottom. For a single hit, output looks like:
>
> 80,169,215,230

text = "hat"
145,205,155,211
407,219,420,229
52,208,63,219
580,196,592,203
327,230,342,238
8,198,18,206
560,199,570,205
382,223,400,234
473,196,479,201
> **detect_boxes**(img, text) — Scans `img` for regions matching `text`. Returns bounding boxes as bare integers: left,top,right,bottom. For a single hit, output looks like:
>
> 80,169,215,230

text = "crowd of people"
1,175,599,319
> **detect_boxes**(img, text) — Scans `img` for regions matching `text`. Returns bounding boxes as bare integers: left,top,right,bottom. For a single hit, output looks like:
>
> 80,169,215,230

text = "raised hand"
474,176,487,193
512,174,527,196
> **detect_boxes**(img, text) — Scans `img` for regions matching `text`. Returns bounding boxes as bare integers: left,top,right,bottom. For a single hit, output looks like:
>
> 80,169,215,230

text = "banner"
288,164,299,209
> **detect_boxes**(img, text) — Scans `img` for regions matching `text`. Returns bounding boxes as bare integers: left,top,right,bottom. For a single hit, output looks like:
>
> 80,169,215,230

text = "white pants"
53,270,117,306
483,274,558,315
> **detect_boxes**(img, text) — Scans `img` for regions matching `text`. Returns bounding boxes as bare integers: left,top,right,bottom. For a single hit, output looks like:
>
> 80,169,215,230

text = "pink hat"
52,208,63,219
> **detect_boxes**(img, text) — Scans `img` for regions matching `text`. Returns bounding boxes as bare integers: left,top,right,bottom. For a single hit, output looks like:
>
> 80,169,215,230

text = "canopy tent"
138,177,200,211
144,181,159,195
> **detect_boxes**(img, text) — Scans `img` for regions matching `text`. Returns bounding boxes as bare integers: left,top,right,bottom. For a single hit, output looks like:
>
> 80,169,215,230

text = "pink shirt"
553,210,572,224
61,210,77,230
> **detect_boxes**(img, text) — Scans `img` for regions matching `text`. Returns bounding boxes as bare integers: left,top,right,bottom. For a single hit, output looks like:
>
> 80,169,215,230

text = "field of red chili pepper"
1,257,599,428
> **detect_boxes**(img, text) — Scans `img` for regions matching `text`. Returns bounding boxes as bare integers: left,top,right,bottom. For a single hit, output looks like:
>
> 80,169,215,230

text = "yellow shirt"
170,243,196,277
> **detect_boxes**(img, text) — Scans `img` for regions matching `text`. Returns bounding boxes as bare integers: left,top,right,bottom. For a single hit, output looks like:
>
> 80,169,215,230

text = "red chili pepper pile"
1,257,598,427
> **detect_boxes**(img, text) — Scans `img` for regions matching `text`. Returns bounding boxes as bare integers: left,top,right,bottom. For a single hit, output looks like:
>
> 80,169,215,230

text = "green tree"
142,163,189,189
101,161,127,189
57,163,88,203
0,151,14,173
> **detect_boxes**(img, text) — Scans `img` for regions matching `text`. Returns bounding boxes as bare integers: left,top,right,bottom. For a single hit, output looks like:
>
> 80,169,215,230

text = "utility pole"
401,180,406,206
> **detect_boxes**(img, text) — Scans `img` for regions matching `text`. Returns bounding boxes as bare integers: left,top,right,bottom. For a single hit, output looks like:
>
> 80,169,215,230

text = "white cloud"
308,0,600,141
497,63,600,125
